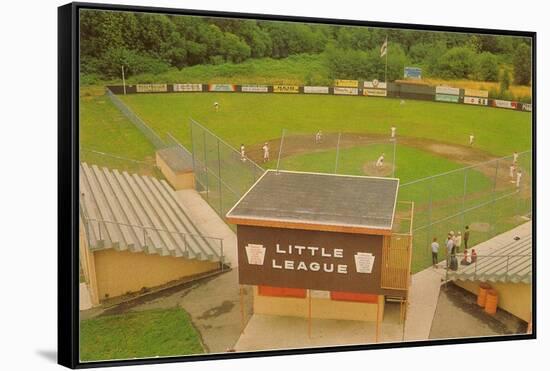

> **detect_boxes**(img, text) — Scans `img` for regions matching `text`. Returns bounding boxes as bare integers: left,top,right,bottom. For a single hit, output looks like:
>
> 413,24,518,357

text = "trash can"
477,283,492,307
484,289,498,315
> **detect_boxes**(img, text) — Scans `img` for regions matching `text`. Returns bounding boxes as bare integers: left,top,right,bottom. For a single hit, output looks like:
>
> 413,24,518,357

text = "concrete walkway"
235,303,405,352
403,267,445,341
79,283,92,310
175,189,238,267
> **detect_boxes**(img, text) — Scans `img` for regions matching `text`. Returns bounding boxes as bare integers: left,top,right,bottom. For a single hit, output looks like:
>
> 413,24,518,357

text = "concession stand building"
226,170,414,337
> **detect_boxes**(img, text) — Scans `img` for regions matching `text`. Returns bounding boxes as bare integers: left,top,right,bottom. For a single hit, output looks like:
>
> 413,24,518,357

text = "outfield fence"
400,150,532,271
190,119,265,219
106,88,167,149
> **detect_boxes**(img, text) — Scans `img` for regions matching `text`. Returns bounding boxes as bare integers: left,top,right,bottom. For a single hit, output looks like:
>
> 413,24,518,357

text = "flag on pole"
380,37,388,58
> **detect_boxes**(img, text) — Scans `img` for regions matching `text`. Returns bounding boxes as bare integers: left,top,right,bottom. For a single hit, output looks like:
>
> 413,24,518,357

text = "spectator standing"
455,231,462,253
464,225,470,250
431,237,439,268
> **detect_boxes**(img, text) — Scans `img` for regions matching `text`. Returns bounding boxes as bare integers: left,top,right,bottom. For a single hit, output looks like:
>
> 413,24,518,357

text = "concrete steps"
79,163,223,263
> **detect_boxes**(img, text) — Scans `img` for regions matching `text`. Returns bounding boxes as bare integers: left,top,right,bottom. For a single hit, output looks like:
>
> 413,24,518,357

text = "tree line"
80,10,532,86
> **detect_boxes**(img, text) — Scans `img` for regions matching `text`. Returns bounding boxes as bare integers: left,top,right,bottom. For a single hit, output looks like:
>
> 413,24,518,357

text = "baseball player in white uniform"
513,151,519,164
516,169,523,188
509,164,516,178
391,126,396,140
469,133,475,146
376,153,385,168
262,142,270,163
213,101,219,111
315,130,323,144
240,144,246,162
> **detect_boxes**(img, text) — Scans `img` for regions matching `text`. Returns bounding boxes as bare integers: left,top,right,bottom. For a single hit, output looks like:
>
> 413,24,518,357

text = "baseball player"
391,126,396,140
516,169,523,188
240,144,246,162
513,151,519,164
213,101,219,112
375,153,385,168
262,142,270,163
315,130,323,144
469,133,475,146
509,164,516,178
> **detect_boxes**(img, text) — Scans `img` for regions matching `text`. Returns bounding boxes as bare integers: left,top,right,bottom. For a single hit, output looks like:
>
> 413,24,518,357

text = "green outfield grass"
80,91,532,273
119,92,531,157
80,308,203,361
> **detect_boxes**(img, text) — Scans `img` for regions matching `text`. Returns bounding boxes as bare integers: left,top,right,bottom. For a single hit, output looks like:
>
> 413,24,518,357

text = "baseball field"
80,90,532,272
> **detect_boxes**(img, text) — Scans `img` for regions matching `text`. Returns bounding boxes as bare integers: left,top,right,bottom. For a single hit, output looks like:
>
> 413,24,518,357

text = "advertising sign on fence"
173,83,203,92
241,85,269,93
435,86,460,95
492,100,518,109
464,96,489,106
304,86,329,94
464,89,489,98
273,85,300,93
363,89,387,97
334,87,359,95
522,103,532,112
208,84,236,92
404,67,422,79
136,84,168,93
435,94,460,103
364,80,387,89
334,79,359,88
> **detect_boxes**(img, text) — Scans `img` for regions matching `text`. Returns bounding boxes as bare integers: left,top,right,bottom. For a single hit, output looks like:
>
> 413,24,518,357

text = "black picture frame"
58,2,536,368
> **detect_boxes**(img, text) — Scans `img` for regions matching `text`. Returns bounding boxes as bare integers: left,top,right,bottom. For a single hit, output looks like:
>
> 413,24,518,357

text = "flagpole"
384,37,388,83
121,65,127,95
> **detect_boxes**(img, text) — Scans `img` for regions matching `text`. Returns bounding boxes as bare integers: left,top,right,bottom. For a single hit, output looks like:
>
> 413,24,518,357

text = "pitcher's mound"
363,162,394,177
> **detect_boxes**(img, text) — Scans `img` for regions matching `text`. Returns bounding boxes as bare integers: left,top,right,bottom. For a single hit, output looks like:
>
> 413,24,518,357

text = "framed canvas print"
58,2,536,368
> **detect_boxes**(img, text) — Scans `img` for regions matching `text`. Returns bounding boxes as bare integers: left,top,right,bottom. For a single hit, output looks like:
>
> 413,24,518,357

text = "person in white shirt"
431,237,439,268
446,235,455,267
375,153,385,168
262,142,270,163
513,151,519,164
455,231,462,253
391,126,396,140
213,101,219,111
516,169,523,188
469,133,475,146
510,164,516,178
240,144,246,162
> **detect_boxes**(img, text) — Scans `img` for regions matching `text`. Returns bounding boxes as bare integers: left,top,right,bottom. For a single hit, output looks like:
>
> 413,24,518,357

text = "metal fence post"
334,132,341,174
203,130,209,201
491,159,500,237
276,129,286,172
461,168,468,228
217,139,223,216
392,137,397,178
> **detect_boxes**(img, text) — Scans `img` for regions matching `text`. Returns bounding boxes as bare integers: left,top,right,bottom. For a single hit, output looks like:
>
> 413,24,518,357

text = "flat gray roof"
226,170,399,230
157,146,193,172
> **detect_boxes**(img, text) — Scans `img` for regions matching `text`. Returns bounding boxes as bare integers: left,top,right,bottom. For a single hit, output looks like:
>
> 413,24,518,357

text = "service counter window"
258,285,307,298
330,291,378,303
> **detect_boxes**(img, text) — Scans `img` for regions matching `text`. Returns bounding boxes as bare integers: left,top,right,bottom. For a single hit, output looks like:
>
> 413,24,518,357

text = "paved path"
79,283,92,310
235,303,405,352
175,189,238,267
404,267,445,341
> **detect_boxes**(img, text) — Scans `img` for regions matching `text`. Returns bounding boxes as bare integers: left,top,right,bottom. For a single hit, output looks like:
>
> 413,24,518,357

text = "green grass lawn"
120,92,531,157
80,308,204,362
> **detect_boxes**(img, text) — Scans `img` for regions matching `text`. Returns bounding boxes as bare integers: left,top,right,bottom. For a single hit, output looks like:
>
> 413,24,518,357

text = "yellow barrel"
477,283,492,307
484,289,498,315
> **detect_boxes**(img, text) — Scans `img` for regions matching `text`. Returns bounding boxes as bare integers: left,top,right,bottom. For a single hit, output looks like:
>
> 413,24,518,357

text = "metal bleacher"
79,162,224,263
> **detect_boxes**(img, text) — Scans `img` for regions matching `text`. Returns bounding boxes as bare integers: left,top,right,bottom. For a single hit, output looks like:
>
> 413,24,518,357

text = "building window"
330,291,378,303
258,285,307,298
